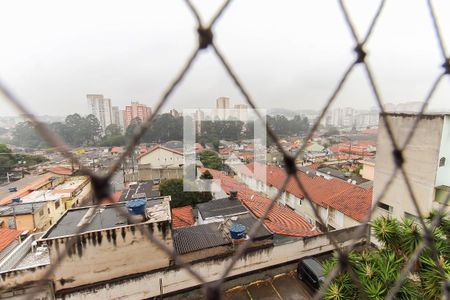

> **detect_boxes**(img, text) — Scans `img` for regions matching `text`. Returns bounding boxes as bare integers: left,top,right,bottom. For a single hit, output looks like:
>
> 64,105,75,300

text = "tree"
12,121,44,148
323,214,450,299
159,178,211,208
125,117,143,140
323,126,340,137
200,150,222,170
83,114,102,145
0,144,48,177
105,124,122,137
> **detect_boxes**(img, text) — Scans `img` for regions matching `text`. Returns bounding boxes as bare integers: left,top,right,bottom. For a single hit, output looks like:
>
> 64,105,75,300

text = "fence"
0,0,449,299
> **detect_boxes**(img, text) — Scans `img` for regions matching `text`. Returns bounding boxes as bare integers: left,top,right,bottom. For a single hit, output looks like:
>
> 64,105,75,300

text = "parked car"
297,257,324,290
152,178,161,185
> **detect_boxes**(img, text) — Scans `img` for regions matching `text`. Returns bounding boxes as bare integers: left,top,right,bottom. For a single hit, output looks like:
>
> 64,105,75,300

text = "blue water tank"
8,187,17,193
12,197,21,203
126,199,147,215
230,224,246,240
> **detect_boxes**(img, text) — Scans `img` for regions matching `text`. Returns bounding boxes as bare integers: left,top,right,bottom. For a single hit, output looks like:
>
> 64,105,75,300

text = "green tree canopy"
200,150,222,170
159,178,211,208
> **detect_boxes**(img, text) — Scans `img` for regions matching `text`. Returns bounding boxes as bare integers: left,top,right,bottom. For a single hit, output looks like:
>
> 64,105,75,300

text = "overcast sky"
0,0,449,117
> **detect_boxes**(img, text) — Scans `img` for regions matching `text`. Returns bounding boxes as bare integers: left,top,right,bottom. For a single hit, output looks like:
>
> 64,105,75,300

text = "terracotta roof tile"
0,228,22,252
172,205,195,229
201,168,319,237
136,144,183,160
241,163,371,222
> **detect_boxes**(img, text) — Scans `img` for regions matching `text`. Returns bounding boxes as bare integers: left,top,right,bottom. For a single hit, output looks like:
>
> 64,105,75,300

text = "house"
0,202,49,232
235,162,372,230
137,145,183,169
373,113,450,220
201,168,320,237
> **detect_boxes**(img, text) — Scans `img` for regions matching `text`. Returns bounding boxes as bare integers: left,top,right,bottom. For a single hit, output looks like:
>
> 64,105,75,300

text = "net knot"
393,149,404,167
283,154,297,175
354,44,367,64
442,58,450,75
198,27,213,50
90,175,112,203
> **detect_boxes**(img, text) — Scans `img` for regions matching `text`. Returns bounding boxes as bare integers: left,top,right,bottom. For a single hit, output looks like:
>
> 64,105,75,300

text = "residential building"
235,163,372,231
0,202,49,231
373,113,450,220
137,145,183,169
111,106,123,131
124,101,152,128
86,94,112,132
234,104,248,121
216,96,231,120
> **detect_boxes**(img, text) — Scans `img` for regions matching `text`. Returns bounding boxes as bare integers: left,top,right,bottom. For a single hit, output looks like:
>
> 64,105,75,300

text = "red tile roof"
172,206,195,229
46,166,73,176
111,146,124,154
327,187,373,222
239,163,371,222
201,168,320,237
0,228,22,252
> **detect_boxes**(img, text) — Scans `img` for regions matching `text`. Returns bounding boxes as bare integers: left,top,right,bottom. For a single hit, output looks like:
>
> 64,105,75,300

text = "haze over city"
1,0,450,117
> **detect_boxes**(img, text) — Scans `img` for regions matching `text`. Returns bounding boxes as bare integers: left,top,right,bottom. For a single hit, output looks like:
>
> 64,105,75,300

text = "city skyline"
1,0,450,117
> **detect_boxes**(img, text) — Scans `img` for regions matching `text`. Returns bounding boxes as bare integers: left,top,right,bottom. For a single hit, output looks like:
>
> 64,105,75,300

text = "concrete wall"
126,167,183,182
56,225,367,300
360,161,375,181
373,114,444,219
0,221,172,293
436,116,450,187
0,204,49,232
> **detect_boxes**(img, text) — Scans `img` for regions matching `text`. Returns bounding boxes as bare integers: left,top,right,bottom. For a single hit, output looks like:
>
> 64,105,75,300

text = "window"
377,202,393,213
55,200,60,209
8,218,16,229
439,157,446,167
48,208,50,214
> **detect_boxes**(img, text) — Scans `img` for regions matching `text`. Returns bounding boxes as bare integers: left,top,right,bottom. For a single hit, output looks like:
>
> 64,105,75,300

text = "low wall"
59,224,368,299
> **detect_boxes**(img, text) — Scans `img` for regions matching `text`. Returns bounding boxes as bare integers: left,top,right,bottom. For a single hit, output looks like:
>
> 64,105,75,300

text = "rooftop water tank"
8,187,17,193
12,197,21,203
230,223,246,240
126,199,147,215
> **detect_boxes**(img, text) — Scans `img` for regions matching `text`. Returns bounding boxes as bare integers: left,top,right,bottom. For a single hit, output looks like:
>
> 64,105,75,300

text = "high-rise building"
87,94,112,132
234,104,248,121
124,101,152,128
111,106,125,130
216,97,231,120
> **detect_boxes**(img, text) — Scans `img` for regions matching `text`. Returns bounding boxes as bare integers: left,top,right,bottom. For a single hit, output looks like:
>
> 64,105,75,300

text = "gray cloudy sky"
0,0,450,117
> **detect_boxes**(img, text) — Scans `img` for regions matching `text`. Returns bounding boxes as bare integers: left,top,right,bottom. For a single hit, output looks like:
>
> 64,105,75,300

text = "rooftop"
0,174,53,205
0,228,22,252
173,213,272,255
202,168,319,237
46,166,74,176
42,196,171,239
240,163,371,222
197,197,248,219
118,181,159,202
173,223,228,255
171,206,195,229
0,202,46,217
